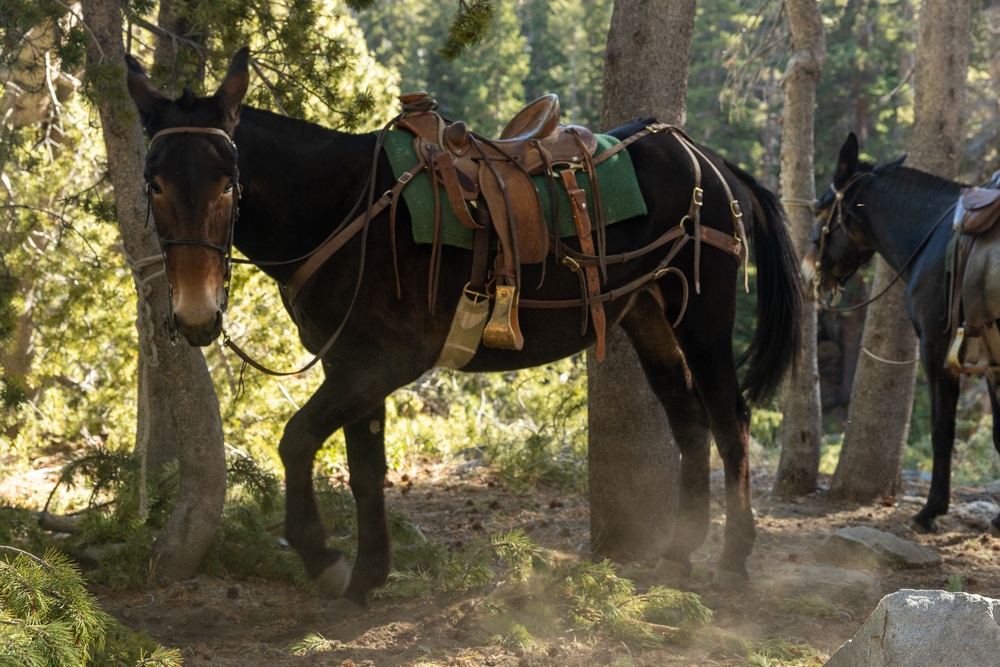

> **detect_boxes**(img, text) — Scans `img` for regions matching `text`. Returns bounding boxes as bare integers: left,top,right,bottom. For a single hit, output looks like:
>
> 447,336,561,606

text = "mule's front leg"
279,399,353,600
342,402,391,606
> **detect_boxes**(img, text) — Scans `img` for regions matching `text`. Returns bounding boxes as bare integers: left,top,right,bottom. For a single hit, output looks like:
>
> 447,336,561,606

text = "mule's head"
802,133,878,308
127,48,250,346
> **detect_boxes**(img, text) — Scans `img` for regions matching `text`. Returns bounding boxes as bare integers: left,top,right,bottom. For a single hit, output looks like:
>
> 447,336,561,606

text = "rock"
826,589,1000,667
815,526,941,569
761,563,881,607
983,479,1000,496
953,500,1000,530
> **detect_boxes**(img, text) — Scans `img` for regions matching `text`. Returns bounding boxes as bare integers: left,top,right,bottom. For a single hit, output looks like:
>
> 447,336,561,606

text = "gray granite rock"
826,589,1000,667
815,526,941,569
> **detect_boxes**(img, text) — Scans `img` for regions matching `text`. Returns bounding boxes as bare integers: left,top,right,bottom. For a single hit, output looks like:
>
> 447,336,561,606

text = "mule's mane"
867,158,965,208
238,105,350,143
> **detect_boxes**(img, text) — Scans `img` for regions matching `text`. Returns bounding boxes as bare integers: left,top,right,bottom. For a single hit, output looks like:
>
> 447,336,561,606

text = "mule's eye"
223,182,235,194
145,180,162,195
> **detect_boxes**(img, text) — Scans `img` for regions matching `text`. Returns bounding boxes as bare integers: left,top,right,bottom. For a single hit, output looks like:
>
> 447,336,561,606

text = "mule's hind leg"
669,306,755,588
910,355,960,533
986,369,1000,536
619,292,713,581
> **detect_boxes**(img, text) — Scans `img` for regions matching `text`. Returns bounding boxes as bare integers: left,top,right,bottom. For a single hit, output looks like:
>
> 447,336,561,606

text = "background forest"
1,0,1000,588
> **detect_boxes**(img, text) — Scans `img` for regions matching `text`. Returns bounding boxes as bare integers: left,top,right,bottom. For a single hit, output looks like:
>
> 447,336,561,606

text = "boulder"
953,500,1000,531
815,526,941,568
826,589,1000,667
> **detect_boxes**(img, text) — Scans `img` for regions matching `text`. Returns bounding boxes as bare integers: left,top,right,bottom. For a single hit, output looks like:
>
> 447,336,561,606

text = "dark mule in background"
805,132,1000,536
126,48,802,611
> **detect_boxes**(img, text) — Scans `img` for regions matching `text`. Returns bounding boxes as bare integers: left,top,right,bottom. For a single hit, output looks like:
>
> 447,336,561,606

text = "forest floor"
6,456,1000,666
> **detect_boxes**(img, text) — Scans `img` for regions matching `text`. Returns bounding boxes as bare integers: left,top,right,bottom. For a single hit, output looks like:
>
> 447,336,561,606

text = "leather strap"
560,168,607,361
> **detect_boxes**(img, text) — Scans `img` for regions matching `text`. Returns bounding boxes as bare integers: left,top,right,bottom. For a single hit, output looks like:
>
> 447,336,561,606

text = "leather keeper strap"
559,168,607,361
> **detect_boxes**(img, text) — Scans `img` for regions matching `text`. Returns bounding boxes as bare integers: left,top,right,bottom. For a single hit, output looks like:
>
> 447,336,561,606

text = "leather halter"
144,126,240,323
810,171,874,307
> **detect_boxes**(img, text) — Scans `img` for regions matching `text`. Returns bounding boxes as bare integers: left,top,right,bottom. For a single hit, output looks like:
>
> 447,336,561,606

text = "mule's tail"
728,161,803,404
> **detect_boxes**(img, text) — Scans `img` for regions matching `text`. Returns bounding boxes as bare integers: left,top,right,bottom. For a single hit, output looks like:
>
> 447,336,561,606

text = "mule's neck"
231,107,382,282
855,166,961,275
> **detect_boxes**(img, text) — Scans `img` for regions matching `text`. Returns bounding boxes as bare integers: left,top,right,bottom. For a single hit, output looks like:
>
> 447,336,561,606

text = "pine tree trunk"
829,0,971,503
589,0,695,561
81,0,227,581
774,0,825,497
829,266,917,502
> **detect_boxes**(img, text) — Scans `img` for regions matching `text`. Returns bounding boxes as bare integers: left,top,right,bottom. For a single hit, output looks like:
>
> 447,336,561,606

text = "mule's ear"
833,133,860,188
213,47,250,131
126,54,167,127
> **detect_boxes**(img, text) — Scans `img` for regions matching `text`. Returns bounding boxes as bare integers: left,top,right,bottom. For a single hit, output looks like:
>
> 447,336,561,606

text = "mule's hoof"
908,517,936,534
652,558,692,585
712,569,749,591
315,558,352,599
323,596,366,622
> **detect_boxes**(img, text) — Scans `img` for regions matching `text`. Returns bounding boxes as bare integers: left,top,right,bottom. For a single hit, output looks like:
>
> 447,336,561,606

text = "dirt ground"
77,461,1000,667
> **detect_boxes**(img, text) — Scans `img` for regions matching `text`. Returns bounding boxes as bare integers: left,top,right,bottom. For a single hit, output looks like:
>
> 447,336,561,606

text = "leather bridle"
144,126,241,321
810,171,875,307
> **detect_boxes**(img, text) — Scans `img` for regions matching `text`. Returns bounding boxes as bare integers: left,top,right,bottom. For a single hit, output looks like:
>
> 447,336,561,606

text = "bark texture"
774,0,825,497
81,0,227,580
589,0,695,560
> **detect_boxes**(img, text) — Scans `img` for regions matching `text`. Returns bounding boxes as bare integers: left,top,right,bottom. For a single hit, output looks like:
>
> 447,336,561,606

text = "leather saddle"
946,174,1000,373
394,92,599,351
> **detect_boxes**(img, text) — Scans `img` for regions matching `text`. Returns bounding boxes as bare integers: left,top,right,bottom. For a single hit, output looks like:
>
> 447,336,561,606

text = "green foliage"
719,630,826,667
776,594,844,620
373,530,714,650
287,632,341,656
0,547,181,666
358,0,529,134
441,0,496,60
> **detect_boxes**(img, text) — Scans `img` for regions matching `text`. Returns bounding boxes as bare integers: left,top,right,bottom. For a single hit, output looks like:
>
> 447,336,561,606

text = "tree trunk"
81,0,227,581
829,0,971,503
774,0,825,497
589,0,695,561
828,266,917,502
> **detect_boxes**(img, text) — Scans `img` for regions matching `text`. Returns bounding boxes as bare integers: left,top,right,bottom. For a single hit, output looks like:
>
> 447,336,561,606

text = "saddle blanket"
382,129,648,249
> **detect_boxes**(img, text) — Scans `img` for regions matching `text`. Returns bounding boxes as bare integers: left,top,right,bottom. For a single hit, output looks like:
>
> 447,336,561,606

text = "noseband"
144,126,241,326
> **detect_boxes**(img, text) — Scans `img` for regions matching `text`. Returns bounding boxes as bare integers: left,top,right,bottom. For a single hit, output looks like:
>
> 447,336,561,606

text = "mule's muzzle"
801,246,844,308
173,310,224,347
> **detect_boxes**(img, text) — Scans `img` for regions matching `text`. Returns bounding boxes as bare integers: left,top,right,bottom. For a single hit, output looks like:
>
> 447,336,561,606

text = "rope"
861,345,919,365
781,197,815,209
124,247,167,521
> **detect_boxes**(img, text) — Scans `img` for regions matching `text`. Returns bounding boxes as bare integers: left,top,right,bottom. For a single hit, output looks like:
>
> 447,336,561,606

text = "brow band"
150,126,235,147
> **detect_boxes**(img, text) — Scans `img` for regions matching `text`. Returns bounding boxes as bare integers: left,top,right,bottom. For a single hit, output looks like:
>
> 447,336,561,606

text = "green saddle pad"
382,129,648,249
